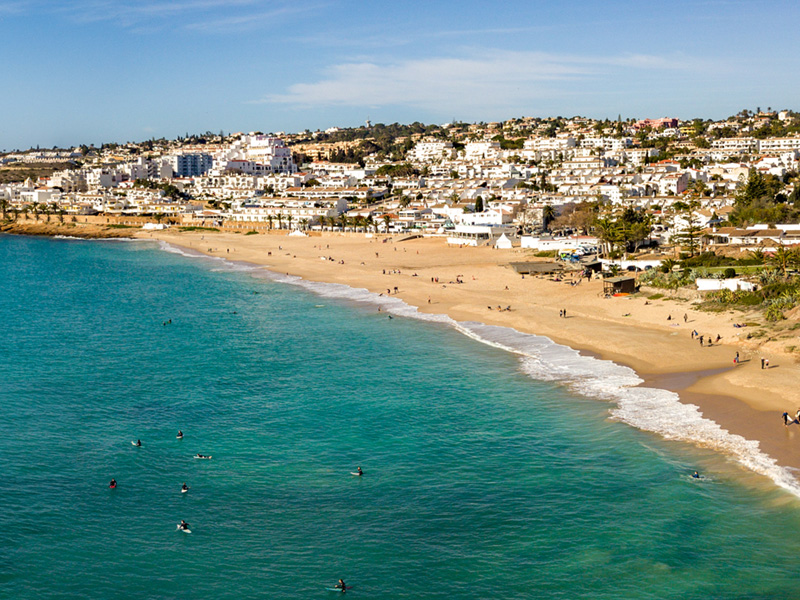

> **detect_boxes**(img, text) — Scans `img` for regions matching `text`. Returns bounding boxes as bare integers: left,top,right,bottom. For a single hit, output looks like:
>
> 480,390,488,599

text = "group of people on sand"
781,410,800,427
690,330,721,347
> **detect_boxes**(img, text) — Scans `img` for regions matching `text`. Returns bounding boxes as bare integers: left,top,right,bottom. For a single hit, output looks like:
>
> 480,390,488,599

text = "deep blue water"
2,233,800,599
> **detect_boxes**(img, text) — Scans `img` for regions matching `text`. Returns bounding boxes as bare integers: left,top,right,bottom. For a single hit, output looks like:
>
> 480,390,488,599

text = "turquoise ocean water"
3,233,800,599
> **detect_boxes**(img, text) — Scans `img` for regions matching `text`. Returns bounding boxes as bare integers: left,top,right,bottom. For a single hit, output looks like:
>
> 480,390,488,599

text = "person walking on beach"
699,335,704,347
761,358,766,369
684,313,688,323
783,412,791,427
734,352,739,364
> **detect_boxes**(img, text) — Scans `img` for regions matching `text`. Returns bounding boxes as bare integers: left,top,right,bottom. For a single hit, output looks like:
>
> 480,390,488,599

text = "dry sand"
137,229,800,474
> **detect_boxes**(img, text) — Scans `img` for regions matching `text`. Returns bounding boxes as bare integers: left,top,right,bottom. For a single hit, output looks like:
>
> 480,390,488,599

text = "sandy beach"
133,229,800,476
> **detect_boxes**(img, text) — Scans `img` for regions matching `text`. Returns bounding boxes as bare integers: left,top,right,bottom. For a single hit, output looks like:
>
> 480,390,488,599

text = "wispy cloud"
259,50,711,113
54,0,304,32
184,3,321,33
0,0,33,14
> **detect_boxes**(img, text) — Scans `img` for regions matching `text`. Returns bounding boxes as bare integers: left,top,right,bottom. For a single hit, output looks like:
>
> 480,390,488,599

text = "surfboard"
131,441,141,447
177,435,183,439
325,586,352,592
350,472,362,476
181,488,189,493
109,485,117,489
177,525,191,534
194,455,212,459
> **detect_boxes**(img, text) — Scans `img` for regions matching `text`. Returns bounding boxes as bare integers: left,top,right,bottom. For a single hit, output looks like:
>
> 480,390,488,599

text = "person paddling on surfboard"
136,439,141,447
179,520,190,531
109,478,117,489
182,483,189,492
177,430,183,439
335,579,347,593
692,471,700,479
356,466,363,476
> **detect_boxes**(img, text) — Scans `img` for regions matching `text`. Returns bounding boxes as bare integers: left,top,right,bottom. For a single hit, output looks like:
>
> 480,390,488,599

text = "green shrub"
244,230,259,236
723,267,736,279
765,305,786,322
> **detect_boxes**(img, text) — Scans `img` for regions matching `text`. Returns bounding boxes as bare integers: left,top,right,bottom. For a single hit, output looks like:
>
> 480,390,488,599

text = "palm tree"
768,244,797,278
339,214,348,231
276,213,284,230
300,218,309,231
366,215,376,234
286,214,294,231
0,198,8,221
354,215,364,233
31,202,40,221
267,215,274,231
383,215,391,233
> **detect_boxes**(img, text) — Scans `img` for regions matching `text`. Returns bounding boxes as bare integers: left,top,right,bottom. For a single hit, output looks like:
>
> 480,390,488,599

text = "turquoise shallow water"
2,234,800,599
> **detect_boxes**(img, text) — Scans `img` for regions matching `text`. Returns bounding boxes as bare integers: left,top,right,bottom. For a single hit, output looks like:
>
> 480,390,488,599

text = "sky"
1,0,799,150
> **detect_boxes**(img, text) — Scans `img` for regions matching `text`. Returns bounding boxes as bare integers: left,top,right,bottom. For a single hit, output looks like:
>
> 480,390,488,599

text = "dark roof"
509,261,563,274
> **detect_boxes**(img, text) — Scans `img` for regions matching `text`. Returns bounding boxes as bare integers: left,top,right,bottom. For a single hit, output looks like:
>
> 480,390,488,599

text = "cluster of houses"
3,112,800,256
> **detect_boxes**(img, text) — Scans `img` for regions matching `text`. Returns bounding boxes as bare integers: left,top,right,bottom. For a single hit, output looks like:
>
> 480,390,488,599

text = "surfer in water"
136,439,142,447
335,579,347,593
179,520,190,531
109,478,117,488
177,430,183,439
356,466,363,476
692,471,700,479
182,483,189,492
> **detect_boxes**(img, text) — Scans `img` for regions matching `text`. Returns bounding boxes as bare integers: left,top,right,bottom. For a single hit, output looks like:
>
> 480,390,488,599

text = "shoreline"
138,230,800,491
10,225,800,493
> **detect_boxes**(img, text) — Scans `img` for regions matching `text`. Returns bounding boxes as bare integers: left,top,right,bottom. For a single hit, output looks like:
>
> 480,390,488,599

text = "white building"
464,141,501,161
213,135,296,175
408,139,455,162
757,138,800,154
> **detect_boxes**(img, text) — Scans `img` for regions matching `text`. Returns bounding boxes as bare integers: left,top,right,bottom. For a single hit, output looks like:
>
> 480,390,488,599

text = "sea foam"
157,241,800,498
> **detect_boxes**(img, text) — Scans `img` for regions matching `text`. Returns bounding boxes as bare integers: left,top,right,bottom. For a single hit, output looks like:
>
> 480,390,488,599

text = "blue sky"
1,0,798,150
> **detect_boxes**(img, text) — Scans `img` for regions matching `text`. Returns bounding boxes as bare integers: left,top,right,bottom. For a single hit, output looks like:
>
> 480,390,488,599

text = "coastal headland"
130,228,800,483
0,221,134,239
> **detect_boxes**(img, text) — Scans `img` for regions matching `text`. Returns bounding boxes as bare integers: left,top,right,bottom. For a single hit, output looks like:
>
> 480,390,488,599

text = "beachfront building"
224,197,347,227
446,224,516,246
283,186,385,201
520,234,600,253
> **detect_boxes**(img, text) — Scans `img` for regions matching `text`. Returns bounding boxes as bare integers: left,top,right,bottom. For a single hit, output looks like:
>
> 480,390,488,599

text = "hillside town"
3,109,800,262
